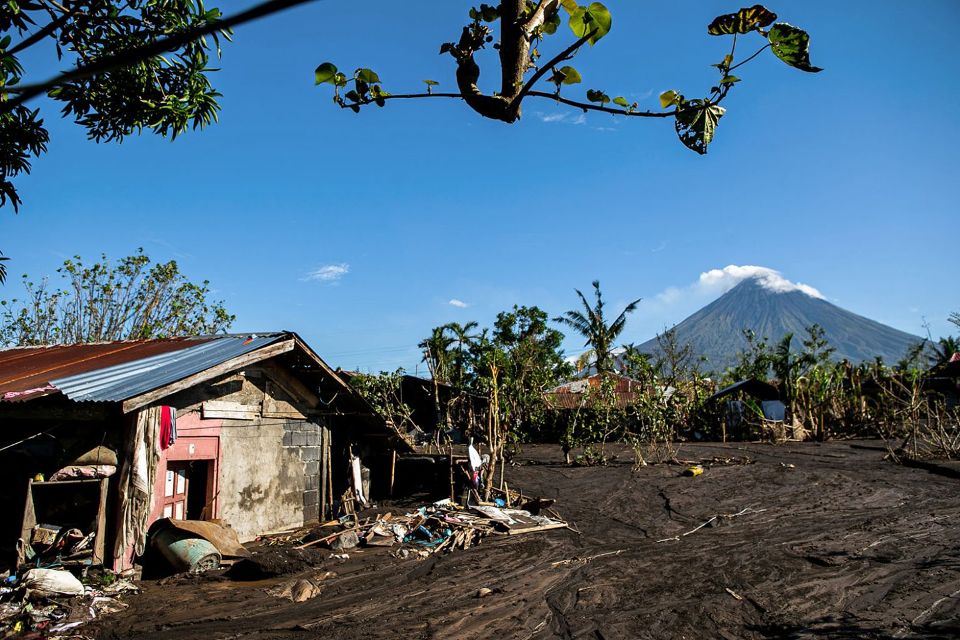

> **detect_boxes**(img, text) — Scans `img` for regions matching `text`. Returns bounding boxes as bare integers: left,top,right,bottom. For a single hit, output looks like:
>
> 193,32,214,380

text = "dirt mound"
226,546,328,580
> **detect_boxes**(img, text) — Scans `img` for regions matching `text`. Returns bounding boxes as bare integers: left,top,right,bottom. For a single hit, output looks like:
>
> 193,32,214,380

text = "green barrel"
153,528,222,573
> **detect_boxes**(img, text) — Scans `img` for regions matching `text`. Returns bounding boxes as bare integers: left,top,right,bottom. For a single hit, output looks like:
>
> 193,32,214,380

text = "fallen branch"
551,549,625,568
656,507,767,543
725,587,744,601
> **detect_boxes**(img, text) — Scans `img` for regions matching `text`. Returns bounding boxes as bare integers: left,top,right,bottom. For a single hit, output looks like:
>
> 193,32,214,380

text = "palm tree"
931,336,960,367
419,325,455,432
443,321,479,389
554,280,641,376
419,326,453,383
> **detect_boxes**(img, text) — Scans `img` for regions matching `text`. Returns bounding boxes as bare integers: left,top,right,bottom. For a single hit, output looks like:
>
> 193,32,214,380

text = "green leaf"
708,5,777,36
559,65,581,85
314,62,338,86
543,11,561,35
674,100,725,155
718,76,740,84
613,96,628,107
355,68,381,84
768,23,822,72
586,89,610,104
424,79,439,86
568,2,612,45
559,0,579,15
469,4,499,22
334,73,348,88
659,90,681,109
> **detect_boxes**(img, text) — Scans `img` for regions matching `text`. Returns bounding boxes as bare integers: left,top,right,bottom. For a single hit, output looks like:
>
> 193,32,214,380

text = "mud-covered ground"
94,441,960,639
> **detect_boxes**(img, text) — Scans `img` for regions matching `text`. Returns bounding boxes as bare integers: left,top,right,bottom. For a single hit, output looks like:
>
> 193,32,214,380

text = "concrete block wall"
282,420,324,523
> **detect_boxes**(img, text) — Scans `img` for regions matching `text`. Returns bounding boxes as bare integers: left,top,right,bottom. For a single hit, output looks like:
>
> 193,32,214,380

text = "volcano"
636,277,923,371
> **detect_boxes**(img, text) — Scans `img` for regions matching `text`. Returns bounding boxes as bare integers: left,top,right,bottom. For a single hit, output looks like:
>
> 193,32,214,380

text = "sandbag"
21,568,85,599
71,446,118,467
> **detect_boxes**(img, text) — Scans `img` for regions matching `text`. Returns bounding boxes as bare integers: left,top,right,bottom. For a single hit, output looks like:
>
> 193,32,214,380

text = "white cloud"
304,263,349,283
448,298,469,308
650,265,823,309
695,265,824,299
535,111,587,125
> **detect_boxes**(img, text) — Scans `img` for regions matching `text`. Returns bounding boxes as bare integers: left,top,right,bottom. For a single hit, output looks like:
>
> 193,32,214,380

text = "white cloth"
113,407,161,563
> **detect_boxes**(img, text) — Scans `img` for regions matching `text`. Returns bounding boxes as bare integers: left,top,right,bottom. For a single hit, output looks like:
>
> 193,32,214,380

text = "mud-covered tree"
725,329,772,382
347,369,421,444
0,248,233,345
491,305,570,441
316,3,820,154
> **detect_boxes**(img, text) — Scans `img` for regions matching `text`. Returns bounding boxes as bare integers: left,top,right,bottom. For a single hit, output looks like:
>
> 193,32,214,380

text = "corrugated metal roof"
0,333,287,403
52,334,285,402
708,378,780,402
544,373,644,410
548,373,643,394
0,337,216,400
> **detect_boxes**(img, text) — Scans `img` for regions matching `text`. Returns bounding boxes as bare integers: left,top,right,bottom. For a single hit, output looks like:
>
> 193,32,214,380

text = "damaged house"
0,332,408,573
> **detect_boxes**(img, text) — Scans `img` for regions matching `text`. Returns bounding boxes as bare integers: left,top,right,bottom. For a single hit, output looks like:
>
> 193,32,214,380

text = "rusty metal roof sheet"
0,333,285,403
544,373,645,410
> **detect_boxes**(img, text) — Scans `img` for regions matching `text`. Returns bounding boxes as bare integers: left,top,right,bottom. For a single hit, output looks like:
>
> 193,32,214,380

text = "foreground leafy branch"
0,0,322,214
316,3,822,154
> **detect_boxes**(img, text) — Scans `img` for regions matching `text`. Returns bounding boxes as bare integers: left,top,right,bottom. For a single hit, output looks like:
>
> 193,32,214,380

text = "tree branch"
514,31,593,106
1,0,322,113
526,90,675,118
729,43,771,72
8,11,71,56
341,92,465,109
523,0,562,33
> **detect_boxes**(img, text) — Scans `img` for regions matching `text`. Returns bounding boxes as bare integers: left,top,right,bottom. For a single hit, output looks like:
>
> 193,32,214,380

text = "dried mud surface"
93,442,960,639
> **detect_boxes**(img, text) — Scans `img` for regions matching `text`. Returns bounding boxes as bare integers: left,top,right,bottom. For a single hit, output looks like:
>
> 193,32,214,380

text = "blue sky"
3,0,958,372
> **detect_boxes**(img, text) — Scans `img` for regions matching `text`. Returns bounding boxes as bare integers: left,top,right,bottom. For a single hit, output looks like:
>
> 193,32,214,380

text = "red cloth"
159,406,174,451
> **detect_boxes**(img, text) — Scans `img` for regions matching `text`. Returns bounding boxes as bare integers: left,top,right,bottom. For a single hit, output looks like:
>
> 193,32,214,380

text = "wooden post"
448,448,455,503
389,449,397,497
320,427,328,522
94,477,108,565
326,433,334,515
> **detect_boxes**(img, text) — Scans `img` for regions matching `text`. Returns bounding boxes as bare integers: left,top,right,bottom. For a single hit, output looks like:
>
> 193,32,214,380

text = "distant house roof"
929,352,960,380
544,373,646,410
708,378,780,403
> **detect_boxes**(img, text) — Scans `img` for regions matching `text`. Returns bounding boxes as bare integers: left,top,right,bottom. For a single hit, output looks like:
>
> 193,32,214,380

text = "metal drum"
153,528,222,573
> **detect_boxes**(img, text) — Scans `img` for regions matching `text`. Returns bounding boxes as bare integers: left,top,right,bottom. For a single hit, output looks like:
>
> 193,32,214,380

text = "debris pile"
0,567,139,639
283,490,567,560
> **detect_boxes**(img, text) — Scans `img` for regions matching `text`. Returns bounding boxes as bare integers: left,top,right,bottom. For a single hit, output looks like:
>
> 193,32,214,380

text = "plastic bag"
21,568,85,599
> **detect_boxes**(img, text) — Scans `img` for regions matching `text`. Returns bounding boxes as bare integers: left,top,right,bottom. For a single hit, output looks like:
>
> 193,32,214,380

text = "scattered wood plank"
202,400,259,420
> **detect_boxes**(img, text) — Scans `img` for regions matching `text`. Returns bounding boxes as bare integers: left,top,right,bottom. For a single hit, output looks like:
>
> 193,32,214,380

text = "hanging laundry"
158,406,177,450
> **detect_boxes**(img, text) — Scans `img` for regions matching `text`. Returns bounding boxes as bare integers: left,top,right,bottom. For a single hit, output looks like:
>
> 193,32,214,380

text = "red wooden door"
160,462,189,520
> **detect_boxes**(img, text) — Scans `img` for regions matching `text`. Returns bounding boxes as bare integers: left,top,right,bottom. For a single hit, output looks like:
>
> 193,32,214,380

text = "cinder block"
303,489,319,506
302,446,319,462
305,461,319,476
303,503,319,523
